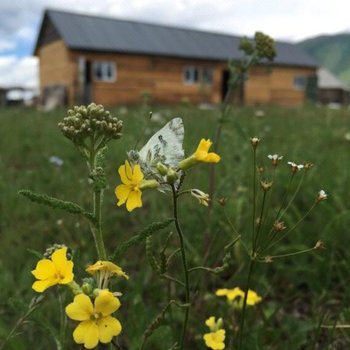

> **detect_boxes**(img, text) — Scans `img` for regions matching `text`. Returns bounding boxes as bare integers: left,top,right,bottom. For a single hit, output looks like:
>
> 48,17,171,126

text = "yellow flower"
115,160,144,212
203,329,226,350
205,316,223,331
31,247,74,293
86,261,129,280
178,139,220,170
65,290,122,349
194,139,221,163
216,287,262,306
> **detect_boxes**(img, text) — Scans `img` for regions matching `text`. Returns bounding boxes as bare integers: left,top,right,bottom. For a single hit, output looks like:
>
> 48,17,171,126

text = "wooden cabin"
34,9,318,107
317,68,350,106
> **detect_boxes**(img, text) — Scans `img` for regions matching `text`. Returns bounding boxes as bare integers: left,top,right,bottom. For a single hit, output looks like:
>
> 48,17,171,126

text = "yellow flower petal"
51,247,68,270
205,152,221,163
118,164,131,185
125,160,133,182
246,289,262,305
115,184,131,206
205,316,216,329
73,320,99,349
126,190,142,212
66,294,93,321
215,288,229,297
94,291,121,316
197,139,211,153
86,261,129,279
31,259,56,280
32,278,58,293
59,260,74,284
97,316,122,343
131,164,144,183
226,287,245,301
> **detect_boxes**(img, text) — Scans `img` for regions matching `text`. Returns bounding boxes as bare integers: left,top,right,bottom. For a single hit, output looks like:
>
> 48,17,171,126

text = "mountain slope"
298,34,350,86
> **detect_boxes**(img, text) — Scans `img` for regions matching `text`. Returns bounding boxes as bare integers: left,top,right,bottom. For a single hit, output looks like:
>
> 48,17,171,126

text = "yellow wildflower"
115,160,144,212
194,139,221,163
65,290,122,349
86,261,129,280
216,287,262,306
115,160,159,212
31,247,74,293
205,316,223,331
178,138,220,170
203,329,226,350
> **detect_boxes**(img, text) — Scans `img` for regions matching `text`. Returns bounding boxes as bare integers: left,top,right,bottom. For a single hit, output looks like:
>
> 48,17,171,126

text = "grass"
0,104,350,349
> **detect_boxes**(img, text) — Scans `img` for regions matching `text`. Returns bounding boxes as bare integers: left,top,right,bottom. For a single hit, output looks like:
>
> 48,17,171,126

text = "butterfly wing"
138,117,184,168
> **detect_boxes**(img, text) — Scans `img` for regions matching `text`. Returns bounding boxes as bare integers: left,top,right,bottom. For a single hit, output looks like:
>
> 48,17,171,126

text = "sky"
1,0,350,91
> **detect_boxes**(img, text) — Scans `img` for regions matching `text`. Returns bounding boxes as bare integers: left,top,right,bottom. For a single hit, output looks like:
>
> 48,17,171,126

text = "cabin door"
78,57,92,104
221,69,244,105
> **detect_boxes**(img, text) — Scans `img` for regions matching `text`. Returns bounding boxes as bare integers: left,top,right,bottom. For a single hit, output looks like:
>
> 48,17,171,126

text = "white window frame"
93,61,117,82
183,66,199,85
293,75,307,90
183,66,213,85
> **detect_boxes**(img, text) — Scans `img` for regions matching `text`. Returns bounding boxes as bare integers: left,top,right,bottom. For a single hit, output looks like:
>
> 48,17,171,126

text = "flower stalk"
171,184,190,349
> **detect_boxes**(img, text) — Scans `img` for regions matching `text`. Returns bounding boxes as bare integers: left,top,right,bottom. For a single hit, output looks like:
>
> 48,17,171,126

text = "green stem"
253,191,267,252
89,147,107,260
252,148,257,250
238,259,255,350
171,184,190,350
258,246,316,261
92,190,107,260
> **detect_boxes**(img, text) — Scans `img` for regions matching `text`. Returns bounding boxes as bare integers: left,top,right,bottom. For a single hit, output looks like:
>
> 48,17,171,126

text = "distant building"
317,68,350,106
34,9,318,107
0,86,35,107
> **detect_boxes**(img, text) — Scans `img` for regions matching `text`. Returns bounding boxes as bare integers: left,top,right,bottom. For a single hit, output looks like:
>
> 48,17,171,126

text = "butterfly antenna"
134,111,153,150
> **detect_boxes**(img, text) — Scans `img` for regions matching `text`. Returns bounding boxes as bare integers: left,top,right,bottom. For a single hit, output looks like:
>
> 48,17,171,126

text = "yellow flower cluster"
115,138,221,212
216,287,262,307
31,247,127,348
203,316,226,350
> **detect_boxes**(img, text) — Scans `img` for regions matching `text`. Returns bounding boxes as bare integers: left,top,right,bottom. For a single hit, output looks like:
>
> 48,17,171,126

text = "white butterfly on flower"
128,117,184,178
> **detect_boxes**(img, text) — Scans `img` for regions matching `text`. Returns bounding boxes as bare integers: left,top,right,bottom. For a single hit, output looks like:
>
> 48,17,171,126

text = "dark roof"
35,9,318,68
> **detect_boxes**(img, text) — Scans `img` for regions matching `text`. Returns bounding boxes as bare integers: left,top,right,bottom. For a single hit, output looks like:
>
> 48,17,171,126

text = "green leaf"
18,190,95,223
110,218,174,261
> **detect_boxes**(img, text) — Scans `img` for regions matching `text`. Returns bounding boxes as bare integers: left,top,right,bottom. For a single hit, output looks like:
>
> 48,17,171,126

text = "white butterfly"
128,117,184,178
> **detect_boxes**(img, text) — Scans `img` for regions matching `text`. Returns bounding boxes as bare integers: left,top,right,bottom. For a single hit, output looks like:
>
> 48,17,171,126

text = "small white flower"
190,189,210,207
268,154,283,166
49,156,63,166
250,137,260,149
288,161,304,172
317,190,327,202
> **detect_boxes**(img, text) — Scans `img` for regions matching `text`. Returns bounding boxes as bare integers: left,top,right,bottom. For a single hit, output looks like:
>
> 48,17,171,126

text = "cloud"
0,39,16,52
0,56,38,89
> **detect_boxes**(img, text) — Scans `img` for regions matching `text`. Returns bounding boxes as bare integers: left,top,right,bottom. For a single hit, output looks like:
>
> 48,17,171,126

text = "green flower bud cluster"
239,37,255,56
254,31,276,61
58,103,123,147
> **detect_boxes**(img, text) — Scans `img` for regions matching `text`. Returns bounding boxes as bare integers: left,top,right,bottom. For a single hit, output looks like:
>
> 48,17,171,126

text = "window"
184,66,199,84
183,66,213,85
293,75,307,90
93,61,116,82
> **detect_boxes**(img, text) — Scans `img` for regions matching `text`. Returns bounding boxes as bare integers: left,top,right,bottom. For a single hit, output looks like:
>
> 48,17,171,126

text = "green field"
1,104,350,349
